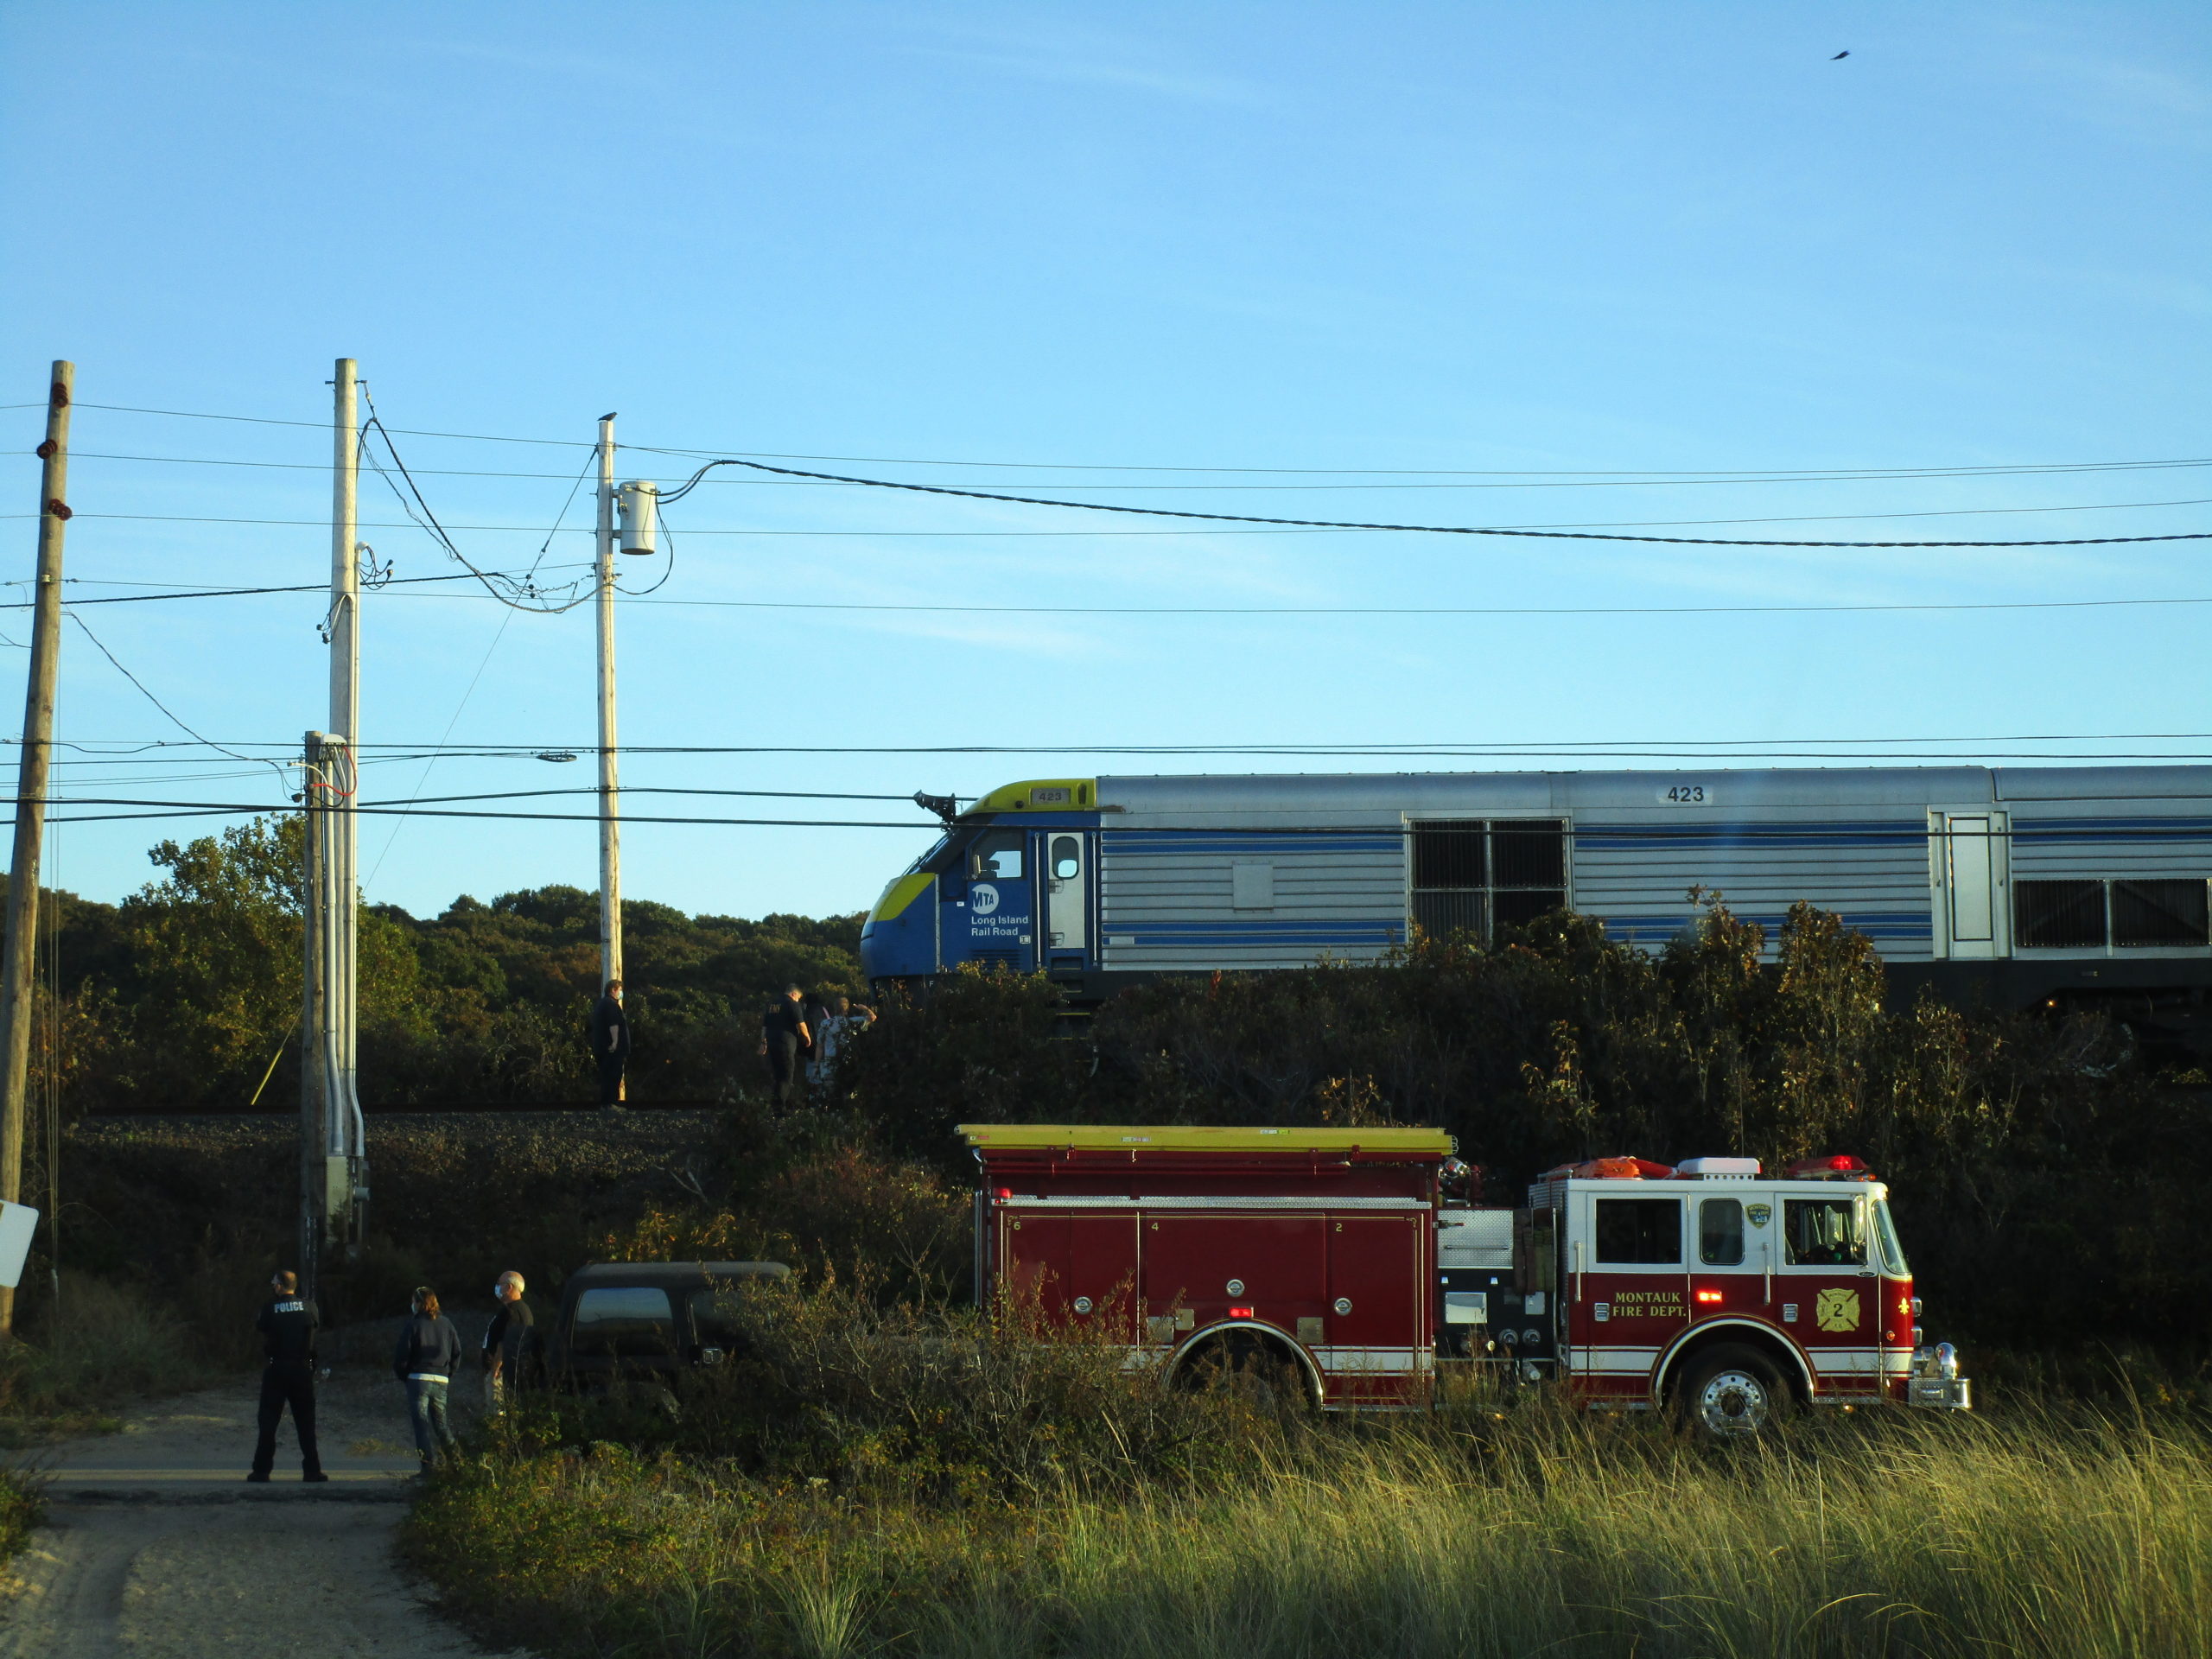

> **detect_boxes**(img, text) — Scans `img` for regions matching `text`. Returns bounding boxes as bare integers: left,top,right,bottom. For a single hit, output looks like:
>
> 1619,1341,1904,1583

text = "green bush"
0,1272,213,1417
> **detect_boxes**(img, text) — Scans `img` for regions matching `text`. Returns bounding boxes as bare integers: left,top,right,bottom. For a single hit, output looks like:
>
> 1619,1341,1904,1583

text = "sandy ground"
0,1358,527,1658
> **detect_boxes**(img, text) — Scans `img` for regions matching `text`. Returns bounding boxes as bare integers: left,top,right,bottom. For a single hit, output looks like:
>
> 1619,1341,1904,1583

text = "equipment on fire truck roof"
1785,1154,1878,1180
1675,1156,1763,1178
1538,1155,1676,1180
957,1124,1456,1154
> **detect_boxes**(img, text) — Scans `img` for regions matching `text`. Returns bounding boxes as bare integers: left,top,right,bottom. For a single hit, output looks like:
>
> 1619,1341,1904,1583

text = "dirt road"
0,1363,524,1658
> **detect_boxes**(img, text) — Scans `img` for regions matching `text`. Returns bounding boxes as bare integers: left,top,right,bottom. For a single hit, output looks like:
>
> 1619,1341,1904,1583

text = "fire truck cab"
1458,1153,1973,1433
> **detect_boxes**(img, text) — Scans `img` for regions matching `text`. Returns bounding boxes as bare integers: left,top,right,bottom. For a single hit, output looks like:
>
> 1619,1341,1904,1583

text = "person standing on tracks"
393,1287,463,1475
757,984,811,1109
481,1270,534,1415
589,978,632,1109
247,1269,327,1483
807,994,871,1090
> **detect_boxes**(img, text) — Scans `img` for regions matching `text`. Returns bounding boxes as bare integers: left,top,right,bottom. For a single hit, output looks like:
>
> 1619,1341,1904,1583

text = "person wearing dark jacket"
589,979,631,1108
756,984,811,1109
392,1287,464,1473
249,1269,326,1483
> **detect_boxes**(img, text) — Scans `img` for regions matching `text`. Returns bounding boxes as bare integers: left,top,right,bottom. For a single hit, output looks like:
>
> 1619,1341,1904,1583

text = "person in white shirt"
806,994,874,1089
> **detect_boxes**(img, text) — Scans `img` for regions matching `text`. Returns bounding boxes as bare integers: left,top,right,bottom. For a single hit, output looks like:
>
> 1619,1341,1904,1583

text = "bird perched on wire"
1831,50,1850,60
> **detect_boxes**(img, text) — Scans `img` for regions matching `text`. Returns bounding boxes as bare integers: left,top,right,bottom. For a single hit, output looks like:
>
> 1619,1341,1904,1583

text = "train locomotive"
860,767,2212,1039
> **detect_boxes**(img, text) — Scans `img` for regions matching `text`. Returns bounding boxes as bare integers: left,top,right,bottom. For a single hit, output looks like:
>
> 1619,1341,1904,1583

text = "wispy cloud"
899,19,1264,108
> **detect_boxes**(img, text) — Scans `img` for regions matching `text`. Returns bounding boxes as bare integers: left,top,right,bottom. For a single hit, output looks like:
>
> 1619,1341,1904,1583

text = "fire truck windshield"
1783,1198,1868,1267
1872,1199,1910,1276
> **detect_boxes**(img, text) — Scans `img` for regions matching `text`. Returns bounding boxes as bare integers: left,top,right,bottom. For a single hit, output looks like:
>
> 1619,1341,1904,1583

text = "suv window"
1784,1198,1867,1267
1594,1198,1681,1264
571,1286,677,1357
688,1286,747,1348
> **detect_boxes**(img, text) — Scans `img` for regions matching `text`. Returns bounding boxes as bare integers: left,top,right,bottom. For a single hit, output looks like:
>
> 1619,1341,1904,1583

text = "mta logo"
971,883,1001,916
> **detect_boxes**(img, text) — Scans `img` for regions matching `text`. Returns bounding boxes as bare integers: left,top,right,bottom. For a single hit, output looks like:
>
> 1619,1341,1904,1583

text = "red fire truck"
963,1124,1973,1432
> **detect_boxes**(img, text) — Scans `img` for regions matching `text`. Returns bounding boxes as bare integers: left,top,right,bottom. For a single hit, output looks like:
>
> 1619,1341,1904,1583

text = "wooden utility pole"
0,362,73,1339
594,414,625,1082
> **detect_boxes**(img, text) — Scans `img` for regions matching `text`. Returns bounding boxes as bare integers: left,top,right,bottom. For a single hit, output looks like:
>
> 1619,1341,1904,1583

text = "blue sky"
1,2,2207,919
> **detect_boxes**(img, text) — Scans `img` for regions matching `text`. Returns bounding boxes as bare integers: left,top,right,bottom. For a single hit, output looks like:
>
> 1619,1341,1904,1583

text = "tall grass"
0,1271,215,1425
404,1287,2212,1657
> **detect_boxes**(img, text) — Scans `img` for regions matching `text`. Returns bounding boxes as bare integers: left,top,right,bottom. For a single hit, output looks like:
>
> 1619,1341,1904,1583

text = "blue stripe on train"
2015,817,2212,842
1599,911,1933,944
1104,833,1403,855
1105,921,1405,946
1573,822,1925,849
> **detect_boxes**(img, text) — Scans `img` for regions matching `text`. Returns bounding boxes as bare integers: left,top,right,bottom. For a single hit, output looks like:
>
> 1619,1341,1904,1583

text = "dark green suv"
543,1260,789,1394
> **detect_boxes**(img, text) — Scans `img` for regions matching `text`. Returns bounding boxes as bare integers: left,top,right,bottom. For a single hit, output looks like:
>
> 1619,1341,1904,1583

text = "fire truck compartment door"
1327,1215,1426,1351
1005,1212,1141,1335
1141,1215,1325,1322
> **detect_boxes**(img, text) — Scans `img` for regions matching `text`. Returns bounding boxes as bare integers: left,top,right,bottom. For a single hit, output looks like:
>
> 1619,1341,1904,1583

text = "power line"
36,446,2212,498
659,456,2212,550
64,613,286,779
32,400,2210,481
0,569,592,608
616,594,2212,619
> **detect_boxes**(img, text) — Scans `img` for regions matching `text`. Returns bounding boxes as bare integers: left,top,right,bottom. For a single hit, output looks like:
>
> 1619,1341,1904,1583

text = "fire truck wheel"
1176,1332,1314,1412
1677,1345,1790,1439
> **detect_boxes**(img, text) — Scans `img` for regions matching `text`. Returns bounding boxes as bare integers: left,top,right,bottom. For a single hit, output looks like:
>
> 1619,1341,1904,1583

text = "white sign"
0,1201,38,1289
969,881,1001,915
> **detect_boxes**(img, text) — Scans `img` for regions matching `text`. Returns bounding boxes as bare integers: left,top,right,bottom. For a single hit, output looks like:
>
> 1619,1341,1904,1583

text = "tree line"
16,815,867,1114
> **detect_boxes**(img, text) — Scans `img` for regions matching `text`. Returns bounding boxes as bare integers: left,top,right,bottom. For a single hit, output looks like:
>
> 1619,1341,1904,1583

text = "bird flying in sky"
1831,50,1850,60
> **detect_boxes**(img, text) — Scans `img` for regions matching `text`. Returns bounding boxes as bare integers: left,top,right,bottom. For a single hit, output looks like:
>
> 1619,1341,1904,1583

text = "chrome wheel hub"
1696,1368,1771,1435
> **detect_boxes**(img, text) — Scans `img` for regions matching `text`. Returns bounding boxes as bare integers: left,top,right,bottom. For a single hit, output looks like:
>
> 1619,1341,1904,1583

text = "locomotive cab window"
1783,1198,1866,1268
967,830,1025,881
1594,1198,1681,1265
1698,1198,1745,1266
1051,836,1083,880
1409,818,1567,944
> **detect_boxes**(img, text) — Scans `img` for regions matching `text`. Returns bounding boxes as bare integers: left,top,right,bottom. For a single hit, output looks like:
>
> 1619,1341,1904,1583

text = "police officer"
248,1268,327,1483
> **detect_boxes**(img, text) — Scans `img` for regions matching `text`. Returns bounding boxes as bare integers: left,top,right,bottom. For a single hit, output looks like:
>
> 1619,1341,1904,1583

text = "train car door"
1930,809,2011,958
1044,831,1090,966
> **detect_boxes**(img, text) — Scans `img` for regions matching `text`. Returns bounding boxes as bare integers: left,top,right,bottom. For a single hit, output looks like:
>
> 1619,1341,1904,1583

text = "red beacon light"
1694,1288,1725,1305
1228,1305,1255,1319
1785,1154,1877,1181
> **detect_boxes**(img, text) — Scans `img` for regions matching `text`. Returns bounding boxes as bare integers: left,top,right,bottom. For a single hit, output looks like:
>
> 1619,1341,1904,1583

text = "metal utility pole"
594,415,624,1052
0,362,72,1340
301,359,365,1295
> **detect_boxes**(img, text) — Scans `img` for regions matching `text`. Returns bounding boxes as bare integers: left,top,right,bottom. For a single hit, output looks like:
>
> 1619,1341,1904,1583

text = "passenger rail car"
858,768,2212,1033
